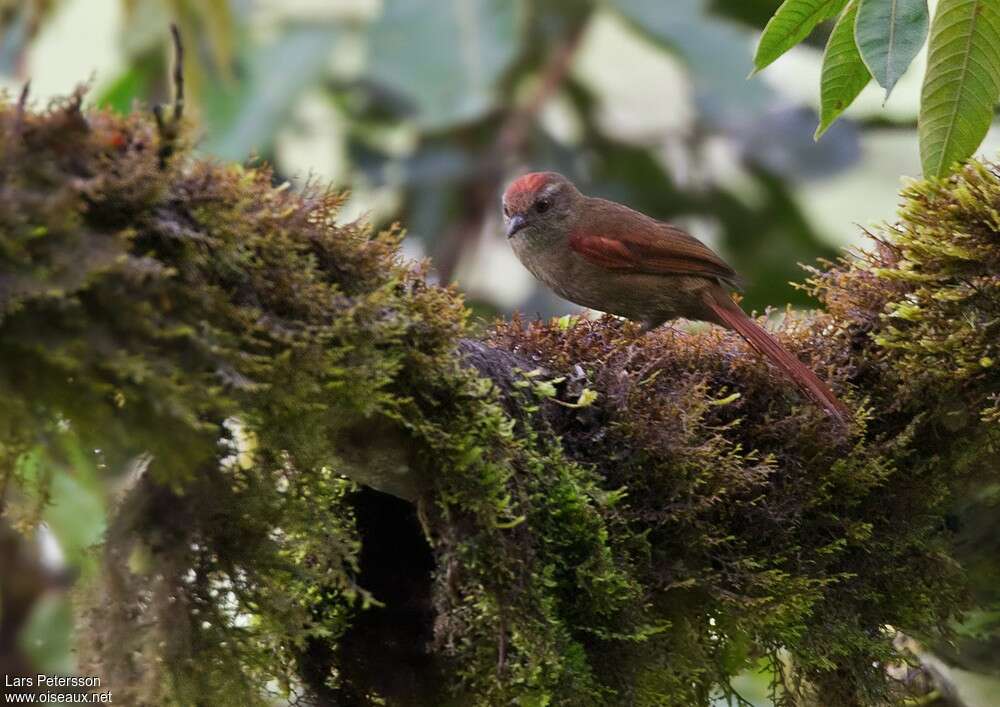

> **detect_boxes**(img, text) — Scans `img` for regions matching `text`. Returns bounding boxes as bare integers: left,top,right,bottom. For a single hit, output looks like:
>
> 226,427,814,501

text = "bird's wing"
568,200,737,284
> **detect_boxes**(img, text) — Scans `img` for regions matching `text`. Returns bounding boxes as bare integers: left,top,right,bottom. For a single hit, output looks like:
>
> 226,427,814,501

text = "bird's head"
501,171,580,240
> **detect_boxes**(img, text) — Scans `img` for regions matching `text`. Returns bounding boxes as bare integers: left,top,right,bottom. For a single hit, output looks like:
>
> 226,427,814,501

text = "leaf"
21,596,74,674
855,0,929,99
753,0,850,72
366,0,522,130
816,0,871,138
201,27,339,160
609,0,774,119
708,391,742,406
551,387,599,408
918,0,1000,177
96,68,153,115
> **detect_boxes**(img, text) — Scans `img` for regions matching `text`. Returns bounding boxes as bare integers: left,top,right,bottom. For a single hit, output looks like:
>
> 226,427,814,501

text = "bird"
501,171,850,423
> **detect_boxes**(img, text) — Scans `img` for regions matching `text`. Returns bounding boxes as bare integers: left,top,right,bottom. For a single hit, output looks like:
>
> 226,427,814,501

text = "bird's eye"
535,199,551,214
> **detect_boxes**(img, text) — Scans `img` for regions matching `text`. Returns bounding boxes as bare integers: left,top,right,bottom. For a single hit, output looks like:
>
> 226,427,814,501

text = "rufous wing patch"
569,227,736,282
567,234,638,270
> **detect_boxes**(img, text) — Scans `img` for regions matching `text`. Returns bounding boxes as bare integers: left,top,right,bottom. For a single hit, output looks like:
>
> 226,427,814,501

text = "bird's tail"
702,291,850,423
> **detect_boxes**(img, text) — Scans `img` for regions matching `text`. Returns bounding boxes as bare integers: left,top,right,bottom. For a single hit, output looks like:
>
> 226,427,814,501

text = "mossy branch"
0,93,997,706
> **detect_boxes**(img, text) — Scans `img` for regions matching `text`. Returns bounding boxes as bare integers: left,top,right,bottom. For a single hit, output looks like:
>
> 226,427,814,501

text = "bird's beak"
505,214,527,239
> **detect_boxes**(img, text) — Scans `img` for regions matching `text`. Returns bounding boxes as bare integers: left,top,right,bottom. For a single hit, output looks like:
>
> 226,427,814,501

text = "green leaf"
918,0,1000,177
96,68,152,115
366,0,522,130
20,597,74,675
201,26,339,161
816,0,871,138
753,0,850,72
855,0,929,99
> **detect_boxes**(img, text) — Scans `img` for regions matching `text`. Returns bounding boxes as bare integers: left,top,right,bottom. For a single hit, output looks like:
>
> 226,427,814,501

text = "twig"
15,80,30,127
154,23,185,166
169,23,184,120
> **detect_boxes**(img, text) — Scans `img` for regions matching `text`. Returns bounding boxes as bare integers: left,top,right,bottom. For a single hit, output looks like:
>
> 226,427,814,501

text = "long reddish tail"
702,291,850,423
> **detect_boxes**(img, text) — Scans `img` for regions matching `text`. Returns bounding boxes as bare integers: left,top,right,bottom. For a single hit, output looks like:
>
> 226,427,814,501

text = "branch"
494,21,586,160
153,23,185,166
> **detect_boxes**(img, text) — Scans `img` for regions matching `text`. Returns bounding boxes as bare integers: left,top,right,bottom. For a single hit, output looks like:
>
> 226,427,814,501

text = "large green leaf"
918,0,1000,177
753,0,850,72
609,0,774,120
855,0,929,99
816,0,871,138
201,27,338,161
366,0,522,131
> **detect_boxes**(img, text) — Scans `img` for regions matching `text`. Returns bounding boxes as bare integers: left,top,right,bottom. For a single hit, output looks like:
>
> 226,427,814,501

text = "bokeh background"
2,0,998,704
6,0,1000,323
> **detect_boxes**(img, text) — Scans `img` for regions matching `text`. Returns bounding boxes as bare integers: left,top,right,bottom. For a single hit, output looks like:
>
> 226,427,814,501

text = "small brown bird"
502,171,849,422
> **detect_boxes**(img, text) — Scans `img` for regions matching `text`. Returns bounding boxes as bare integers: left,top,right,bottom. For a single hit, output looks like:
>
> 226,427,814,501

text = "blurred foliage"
366,0,522,131
0,0,56,75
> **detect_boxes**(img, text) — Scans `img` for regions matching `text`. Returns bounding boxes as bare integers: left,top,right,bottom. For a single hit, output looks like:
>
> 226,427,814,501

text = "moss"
0,92,998,705
0,90,465,704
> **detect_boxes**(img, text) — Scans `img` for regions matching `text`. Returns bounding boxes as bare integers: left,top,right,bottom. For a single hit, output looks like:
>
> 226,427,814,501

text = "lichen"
0,91,998,706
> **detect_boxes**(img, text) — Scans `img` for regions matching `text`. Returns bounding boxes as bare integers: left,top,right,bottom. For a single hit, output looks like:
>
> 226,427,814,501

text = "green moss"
1,93,998,705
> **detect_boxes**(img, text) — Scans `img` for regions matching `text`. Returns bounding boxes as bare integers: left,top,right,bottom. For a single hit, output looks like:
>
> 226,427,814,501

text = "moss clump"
0,90,464,704
0,93,998,706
